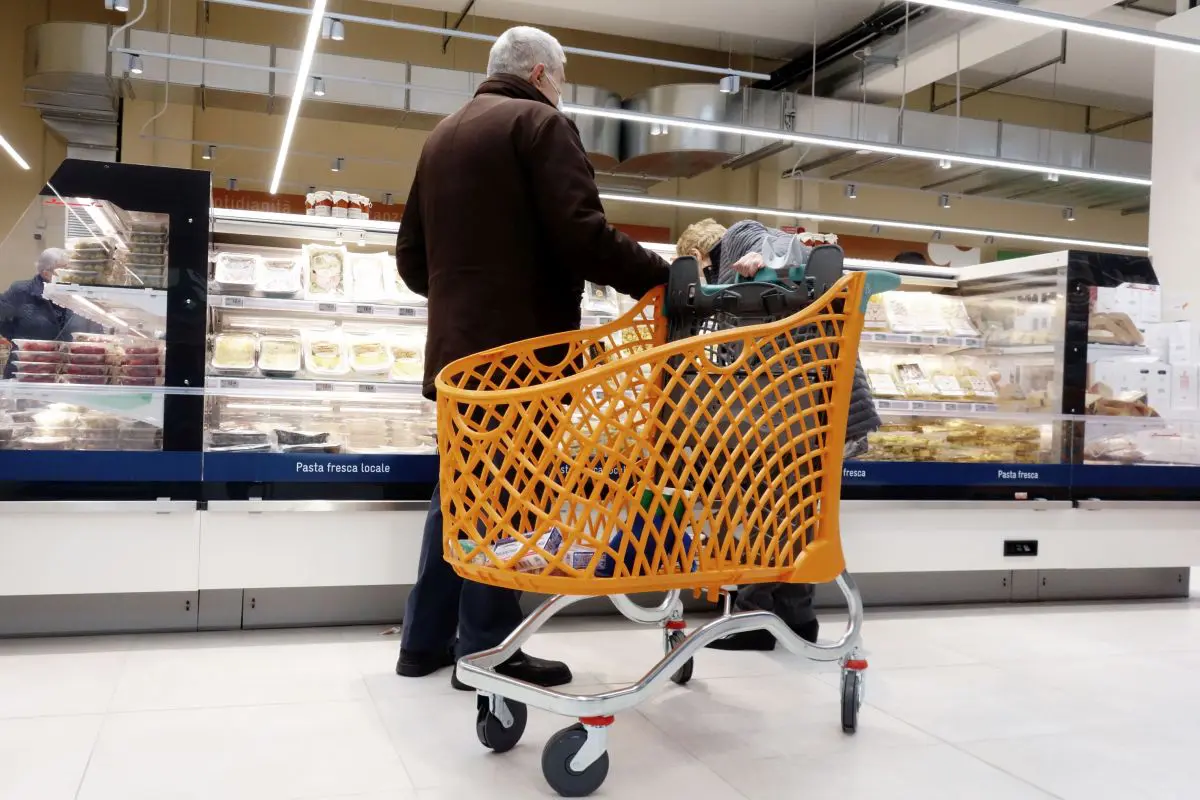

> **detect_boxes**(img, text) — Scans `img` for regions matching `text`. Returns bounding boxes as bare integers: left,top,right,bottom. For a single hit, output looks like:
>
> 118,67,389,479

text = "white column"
1149,7,1200,322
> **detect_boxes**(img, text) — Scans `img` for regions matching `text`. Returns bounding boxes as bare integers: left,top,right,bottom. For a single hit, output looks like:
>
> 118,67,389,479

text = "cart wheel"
542,724,610,798
666,629,694,685
476,694,527,754
841,670,863,734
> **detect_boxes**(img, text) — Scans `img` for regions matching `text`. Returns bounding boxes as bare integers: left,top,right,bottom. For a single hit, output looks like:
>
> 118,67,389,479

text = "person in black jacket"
675,219,882,650
394,26,669,689
0,248,97,377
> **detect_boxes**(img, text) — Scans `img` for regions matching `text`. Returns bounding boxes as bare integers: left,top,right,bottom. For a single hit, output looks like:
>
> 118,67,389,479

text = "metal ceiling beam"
441,0,476,54
929,31,1067,112
1085,110,1152,134
1115,0,1174,17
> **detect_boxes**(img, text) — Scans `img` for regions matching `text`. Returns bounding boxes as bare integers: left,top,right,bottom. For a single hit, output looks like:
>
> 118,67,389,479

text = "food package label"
472,527,564,573
1170,363,1199,412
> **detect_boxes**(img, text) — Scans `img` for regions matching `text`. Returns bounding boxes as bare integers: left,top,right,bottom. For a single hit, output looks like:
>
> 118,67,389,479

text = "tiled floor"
2,596,1200,800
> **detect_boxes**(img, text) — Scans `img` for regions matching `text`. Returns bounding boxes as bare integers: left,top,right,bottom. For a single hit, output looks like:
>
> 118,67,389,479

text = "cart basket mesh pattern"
436,272,867,595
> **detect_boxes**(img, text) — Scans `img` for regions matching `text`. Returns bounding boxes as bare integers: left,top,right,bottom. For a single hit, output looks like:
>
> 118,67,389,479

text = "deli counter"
0,161,1194,636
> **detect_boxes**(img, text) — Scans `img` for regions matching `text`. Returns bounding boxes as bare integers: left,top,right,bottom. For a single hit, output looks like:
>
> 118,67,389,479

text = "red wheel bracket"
579,715,615,727
844,659,868,671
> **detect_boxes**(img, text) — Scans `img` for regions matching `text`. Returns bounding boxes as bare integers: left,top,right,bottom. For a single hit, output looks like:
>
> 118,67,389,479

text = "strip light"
563,104,1152,187
269,0,328,194
600,193,1149,254
915,0,1200,55
0,134,30,171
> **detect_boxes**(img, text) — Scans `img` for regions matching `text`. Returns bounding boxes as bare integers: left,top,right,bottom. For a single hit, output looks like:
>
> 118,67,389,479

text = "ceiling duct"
24,23,119,161
616,84,740,178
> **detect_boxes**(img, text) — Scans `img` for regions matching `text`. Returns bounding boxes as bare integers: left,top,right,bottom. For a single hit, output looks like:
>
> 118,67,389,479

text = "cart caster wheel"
666,629,694,685
476,694,527,753
542,725,610,798
841,669,863,734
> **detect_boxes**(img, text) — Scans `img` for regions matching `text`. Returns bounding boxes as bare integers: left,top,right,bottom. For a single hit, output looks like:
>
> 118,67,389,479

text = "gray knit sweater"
717,221,881,448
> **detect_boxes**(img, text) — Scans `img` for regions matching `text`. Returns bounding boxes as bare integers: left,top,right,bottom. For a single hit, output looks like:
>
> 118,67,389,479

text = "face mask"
542,71,565,111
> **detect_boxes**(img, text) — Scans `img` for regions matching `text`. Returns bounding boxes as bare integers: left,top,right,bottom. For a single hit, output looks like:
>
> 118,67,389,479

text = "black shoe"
451,650,573,691
792,618,819,644
396,644,455,678
706,628,777,651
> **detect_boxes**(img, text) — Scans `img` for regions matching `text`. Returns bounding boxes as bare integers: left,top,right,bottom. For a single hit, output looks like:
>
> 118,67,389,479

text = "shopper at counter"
395,26,669,689
0,248,95,377
674,219,882,651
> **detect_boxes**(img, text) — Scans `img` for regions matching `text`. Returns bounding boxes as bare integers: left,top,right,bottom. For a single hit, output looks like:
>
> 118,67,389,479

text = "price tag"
317,302,337,313
397,307,417,317
218,378,240,389
358,383,378,394
973,403,995,413
911,401,929,411
224,296,244,308
935,337,952,346
356,305,375,315
315,382,335,392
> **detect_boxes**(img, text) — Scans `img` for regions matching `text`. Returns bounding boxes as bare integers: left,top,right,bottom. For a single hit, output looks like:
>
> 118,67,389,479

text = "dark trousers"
400,482,525,659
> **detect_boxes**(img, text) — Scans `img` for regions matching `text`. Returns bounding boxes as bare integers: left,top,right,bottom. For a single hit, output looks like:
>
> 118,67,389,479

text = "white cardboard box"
1095,283,1161,326
1171,363,1199,412
1127,359,1171,412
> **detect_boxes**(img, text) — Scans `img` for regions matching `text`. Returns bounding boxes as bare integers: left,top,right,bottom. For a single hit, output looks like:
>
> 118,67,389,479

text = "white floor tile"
109,642,367,711
0,651,126,718
76,701,413,800
0,714,103,800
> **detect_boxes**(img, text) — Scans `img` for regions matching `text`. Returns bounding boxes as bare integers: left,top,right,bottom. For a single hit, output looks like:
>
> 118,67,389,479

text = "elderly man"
395,26,669,689
0,248,96,378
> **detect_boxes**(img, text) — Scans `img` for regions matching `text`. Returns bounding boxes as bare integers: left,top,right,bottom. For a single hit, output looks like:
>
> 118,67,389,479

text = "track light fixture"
105,0,131,11
202,145,215,160
718,75,740,94
312,76,326,97
331,157,344,173
127,53,144,75
227,178,238,191
1045,172,1060,183
938,159,952,170
845,184,858,199
1063,207,1076,222
322,17,346,41
384,192,394,205
939,194,951,209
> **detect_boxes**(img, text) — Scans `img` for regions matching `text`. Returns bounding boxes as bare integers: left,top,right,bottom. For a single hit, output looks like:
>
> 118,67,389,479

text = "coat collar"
475,73,556,109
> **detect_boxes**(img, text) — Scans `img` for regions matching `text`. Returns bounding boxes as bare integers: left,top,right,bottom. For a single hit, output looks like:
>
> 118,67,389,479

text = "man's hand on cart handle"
731,252,767,278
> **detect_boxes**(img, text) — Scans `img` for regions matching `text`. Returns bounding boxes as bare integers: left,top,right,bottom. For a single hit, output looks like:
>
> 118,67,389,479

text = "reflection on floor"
1,595,1199,799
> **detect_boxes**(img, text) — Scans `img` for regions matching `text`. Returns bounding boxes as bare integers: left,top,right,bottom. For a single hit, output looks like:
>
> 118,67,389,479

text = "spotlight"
357,230,367,247
1045,172,1060,182
718,75,740,94
932,231,943,241
322,17,346,41
938,158,952,170
227,177,238,191
939,194,951,209
128,53,144,75
105,0,132,11
202,145,215,160
1063,207,1076,221
384,192,394,205
331,156,344,173
985,235,995,244
311,76,326,97
845,184,857,199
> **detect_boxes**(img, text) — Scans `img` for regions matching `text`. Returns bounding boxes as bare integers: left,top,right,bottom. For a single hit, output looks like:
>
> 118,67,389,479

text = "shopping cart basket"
437,245,898,796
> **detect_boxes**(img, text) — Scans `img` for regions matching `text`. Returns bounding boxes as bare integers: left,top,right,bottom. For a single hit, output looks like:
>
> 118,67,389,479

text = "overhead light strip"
0,134,30,171
204,0,770,80
916,0,1200,55
599,193,1149,253
566,105,1151,187
269,0,327,195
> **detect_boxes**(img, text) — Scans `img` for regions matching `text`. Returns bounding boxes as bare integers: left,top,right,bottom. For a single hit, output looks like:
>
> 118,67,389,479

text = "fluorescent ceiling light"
0,134,30,171
598,192,1148,254
269,0,328,195
915,0,1200,55
563,104,1152,187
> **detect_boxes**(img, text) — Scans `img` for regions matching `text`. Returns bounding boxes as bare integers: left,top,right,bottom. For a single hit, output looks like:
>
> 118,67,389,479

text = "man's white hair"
36,248,68,275
487,26,566,79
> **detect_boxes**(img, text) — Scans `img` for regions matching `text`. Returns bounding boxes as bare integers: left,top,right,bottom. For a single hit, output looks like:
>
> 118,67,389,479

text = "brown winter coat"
396,74,669,399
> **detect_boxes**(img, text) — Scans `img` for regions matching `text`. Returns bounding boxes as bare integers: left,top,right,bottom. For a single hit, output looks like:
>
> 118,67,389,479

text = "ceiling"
371,0,891,59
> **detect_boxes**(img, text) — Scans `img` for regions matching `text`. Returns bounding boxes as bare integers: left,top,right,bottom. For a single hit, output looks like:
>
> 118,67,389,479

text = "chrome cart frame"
457,570,867,797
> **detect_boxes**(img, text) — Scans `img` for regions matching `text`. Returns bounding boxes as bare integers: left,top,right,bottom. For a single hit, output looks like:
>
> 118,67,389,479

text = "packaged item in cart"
303,243,350,299
348,252,390,303
471,527,565,573
582,282,619,316
347,333,392,375
389,331,425,381
257,257,303,297
257,335,303,376
214,253,261,293
596,489,692,578
210,333,257,372
303,330,349,376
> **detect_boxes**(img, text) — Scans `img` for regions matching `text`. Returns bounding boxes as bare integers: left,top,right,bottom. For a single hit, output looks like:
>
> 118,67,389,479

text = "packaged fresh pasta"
257,257,303,297
892,360,937,399
303,330,348,377
303,243,350,300
863,294,888,331
346,332,392,375
861,354,903,398
389,331,425,381
214,253,261,293
348,252,391,303
257,335,303,376
211,334,256,372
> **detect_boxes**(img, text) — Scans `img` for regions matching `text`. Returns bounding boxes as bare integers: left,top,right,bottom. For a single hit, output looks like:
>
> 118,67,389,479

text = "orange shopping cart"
437,245,899,797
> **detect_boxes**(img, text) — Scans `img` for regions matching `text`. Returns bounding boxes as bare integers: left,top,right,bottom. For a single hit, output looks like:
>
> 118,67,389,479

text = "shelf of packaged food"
873,398,1000,414
42,283,167,333
205,375,425,399
211,208,398,248
0,380,169,425
209,293,428,320
860,331,985,349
